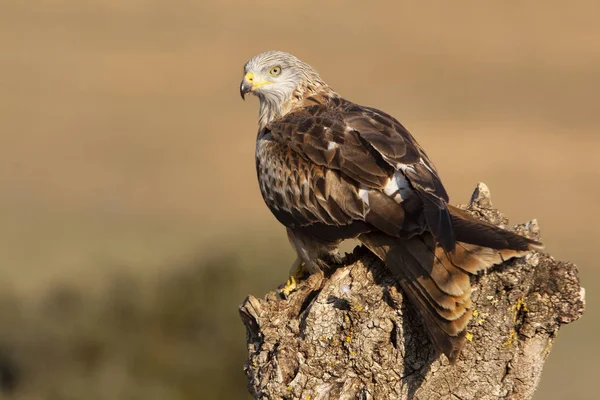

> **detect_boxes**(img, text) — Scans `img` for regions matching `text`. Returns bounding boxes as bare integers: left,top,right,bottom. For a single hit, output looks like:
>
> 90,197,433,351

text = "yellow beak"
240,71,272,99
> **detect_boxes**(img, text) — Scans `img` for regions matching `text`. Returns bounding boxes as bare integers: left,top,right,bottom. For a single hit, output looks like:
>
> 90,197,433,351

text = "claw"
279,275,297,298
278,258,304,298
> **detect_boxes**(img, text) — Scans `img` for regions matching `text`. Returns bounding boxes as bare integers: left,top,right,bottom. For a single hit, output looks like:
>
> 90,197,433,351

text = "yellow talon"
280,275,297,297
279,258,304,298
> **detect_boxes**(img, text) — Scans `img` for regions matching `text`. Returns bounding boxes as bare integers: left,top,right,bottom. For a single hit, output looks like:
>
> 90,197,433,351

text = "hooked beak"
240,72,255,100
240,71,274,100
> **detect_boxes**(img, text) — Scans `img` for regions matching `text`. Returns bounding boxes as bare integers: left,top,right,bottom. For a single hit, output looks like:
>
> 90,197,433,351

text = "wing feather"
265,96,455,250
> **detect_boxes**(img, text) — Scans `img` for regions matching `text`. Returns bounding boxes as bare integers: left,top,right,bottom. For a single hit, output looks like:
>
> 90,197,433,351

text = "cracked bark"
239,183,585,400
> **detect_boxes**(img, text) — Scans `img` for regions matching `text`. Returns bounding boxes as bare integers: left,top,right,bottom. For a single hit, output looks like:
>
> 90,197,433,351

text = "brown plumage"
241,51,542,363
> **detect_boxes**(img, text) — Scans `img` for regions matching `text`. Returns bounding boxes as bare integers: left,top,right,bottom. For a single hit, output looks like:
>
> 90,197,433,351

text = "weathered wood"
240,184,585,400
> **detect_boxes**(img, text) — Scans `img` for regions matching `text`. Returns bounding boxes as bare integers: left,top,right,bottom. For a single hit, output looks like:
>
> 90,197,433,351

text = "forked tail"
359,207,542,362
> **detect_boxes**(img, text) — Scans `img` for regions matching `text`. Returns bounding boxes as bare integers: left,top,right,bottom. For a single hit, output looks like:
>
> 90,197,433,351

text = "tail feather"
452,242,529,273
401,277,472,359
397,233,469,297
448,205,543,252
402,277,471,335
360,232,471,361
359,215,542,363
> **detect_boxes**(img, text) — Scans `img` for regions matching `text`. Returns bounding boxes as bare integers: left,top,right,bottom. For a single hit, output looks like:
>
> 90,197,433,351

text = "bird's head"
240,51,321,102
240,51,328,127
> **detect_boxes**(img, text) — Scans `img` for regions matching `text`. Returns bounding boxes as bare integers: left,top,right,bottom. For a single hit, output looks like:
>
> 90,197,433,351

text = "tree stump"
239,183,585,400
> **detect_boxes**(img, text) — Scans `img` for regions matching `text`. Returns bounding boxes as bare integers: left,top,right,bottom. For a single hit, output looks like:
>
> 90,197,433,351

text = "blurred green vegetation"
0,254,286,399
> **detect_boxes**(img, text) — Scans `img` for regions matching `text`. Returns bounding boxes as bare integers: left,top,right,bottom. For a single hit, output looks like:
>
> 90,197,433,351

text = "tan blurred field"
0,1,598,398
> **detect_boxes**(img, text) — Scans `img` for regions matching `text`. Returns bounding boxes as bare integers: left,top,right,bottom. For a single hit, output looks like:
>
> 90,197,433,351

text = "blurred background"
0,1,598,399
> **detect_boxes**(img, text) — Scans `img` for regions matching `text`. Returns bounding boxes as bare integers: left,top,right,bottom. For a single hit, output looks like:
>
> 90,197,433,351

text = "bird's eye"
269,66,282,76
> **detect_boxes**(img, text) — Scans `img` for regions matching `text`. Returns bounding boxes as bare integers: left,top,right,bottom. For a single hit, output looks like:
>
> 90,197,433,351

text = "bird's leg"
279,257,305,298
280,229,338,298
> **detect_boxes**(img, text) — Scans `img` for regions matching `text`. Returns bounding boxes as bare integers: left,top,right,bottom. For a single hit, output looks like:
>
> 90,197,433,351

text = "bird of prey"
240,50,542,362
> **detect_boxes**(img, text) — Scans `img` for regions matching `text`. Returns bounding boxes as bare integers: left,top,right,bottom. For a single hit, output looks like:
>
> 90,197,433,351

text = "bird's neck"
257,95,284,131
257,81,336,131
